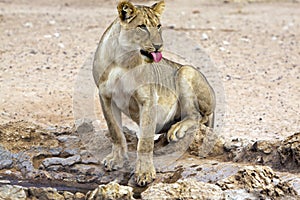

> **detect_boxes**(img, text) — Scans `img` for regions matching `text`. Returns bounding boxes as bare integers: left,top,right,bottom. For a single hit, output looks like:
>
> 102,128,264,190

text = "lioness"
93,0,215,186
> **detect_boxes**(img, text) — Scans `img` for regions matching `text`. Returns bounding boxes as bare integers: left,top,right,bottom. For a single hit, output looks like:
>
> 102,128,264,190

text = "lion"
92,0,216,186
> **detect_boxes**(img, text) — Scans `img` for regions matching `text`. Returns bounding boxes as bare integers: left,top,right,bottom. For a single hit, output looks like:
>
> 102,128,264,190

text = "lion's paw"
167,119,197,142
102,147,128,171
135,158,156,186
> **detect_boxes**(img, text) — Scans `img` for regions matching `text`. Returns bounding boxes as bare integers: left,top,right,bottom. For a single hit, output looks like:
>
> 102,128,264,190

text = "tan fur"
93,0,215,186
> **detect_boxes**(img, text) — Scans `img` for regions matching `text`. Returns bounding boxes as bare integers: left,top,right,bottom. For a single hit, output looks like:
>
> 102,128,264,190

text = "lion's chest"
103,67,135,113
102,66,179,127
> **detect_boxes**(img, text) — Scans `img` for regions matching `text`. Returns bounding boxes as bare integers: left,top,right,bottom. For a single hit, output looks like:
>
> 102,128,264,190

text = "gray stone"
47,165,63,171
0,159,13,170
15,152,36,177
42,157,66,168
76,118,94,133
42,155,81,168
0,147,14,170
62,155,81,166
0,185,27,200
80,150,100,164
57,135,80,143
62,148,80,156
33,147,62,157
48,147,63,156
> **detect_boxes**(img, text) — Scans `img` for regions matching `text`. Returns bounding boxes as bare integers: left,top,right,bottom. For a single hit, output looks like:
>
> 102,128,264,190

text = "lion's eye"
138,24,148,31
157,24,162,29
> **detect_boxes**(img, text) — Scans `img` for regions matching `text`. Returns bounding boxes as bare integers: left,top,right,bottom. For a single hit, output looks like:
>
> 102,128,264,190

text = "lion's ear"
117,1,137,23
151,1,165,17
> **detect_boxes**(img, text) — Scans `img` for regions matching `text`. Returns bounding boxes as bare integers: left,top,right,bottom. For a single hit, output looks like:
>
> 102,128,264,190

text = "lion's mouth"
140,50,162,63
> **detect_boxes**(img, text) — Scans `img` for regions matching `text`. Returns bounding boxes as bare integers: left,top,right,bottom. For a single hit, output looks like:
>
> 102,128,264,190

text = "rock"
278,132,300,166
48,147,63,156
28,187,65,200
62,155,81,166
63,191,74,200
42,157,66,168
0,185,27,200
224,138,251,151
189,124,223,158
142,179,224,200
76,118,94,134
61,148,80,157
74,192,85,200
0,159,13,170
15,152,36,177
252,140,273,154
0,180,11,184
0,146,13,170
33,147,63,158
86,182,134,200
223,189,259,200
216,166,298,198
57,135,80,143
42,155,81,168
80,150,100,165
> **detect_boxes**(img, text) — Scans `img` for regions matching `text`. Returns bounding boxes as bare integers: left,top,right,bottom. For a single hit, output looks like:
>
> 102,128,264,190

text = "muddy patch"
0,121,58,153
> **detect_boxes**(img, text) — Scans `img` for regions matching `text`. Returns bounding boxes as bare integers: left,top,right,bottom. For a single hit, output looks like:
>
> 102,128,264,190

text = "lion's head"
117,1,165,63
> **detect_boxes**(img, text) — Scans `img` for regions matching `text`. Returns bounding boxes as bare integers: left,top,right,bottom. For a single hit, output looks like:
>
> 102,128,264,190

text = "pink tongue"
150,52,162,63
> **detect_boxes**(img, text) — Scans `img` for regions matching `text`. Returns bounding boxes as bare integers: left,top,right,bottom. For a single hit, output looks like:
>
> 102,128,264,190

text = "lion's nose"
153,44,162,51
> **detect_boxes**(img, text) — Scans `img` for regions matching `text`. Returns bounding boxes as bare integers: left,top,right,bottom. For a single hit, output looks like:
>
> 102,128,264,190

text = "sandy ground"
0,0,299,143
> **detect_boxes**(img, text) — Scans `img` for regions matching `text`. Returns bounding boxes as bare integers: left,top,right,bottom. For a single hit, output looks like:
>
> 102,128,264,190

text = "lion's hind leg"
167,65,215,142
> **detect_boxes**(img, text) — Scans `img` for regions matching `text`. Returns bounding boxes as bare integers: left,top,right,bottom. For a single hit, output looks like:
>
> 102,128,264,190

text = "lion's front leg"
99,95,128,171
135,137,156,186
135,91,157,186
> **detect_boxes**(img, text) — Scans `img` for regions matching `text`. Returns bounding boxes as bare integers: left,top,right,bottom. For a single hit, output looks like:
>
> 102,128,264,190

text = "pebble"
222,40,230,45
58,43,65,48
48,20,56,25
219,47,226,51
23,22,33,28
201,33,209,40
43,34,52,38
272,36,277,41
54,32,60,38
240,37,250,43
